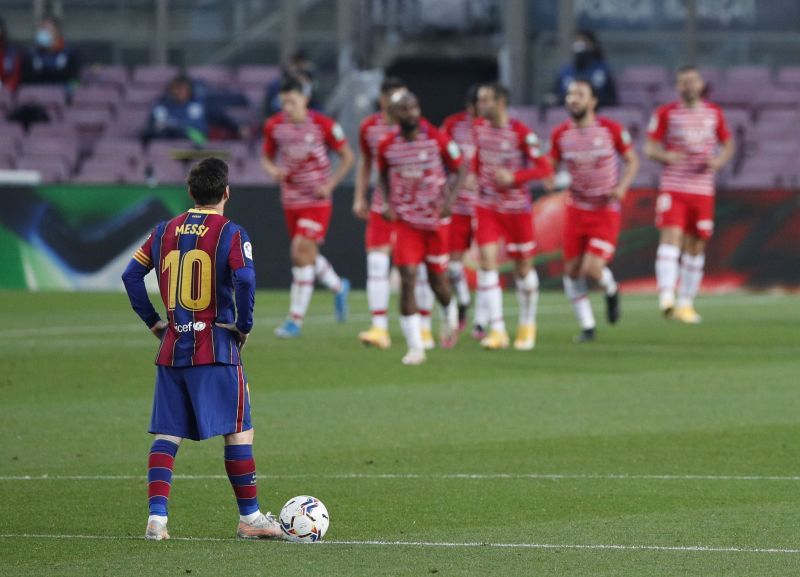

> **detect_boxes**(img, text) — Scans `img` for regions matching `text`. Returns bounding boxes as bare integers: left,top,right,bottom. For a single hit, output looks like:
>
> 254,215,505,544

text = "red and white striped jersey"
376,119,463,230
263,110,348,208
359,112,399,214
441,110,477,216
550,116,632,211
473,117,551,214
647,100,731,197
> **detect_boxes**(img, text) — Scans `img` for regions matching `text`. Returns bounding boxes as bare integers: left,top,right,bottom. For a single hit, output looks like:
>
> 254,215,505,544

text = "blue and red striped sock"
147,439,179,517
224,444,259,516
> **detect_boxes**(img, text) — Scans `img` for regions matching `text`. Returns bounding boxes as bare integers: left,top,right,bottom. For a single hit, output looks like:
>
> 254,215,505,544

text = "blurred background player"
549,79,640,342
262,76,355,338
473,82,553,351
377,91,467,365
440,84,480,334
553,29,617,108
645,66,734,323
122,158,284,541
353,76,407,349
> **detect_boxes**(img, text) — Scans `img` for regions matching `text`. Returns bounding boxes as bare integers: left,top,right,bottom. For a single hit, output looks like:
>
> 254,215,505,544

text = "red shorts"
365,210,395,249
449,213,474,254
563,205,621,262
393,219,450,273
655,191,715,240
475,206,536,260
283,205,332,243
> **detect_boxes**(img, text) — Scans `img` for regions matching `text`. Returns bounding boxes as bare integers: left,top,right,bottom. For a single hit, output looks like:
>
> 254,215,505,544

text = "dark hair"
465,84,480,107
576,29,603,58
381,76,406,94
187,158,228,205
676,64,700,77
570,77,597,98
280,75,306,94
482,81,509,102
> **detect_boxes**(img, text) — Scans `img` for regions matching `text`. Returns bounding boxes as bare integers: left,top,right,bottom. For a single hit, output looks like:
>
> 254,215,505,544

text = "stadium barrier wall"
1,184,797,292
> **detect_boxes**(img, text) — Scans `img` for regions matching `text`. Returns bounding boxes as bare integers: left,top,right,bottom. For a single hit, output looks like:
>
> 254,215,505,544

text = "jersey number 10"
162,249,212,311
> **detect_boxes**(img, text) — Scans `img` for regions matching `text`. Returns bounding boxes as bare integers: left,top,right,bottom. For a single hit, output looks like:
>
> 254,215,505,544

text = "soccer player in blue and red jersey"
122,158,283,541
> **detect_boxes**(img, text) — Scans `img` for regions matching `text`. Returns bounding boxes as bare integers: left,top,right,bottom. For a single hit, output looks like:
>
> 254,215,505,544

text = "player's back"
148,208,251,367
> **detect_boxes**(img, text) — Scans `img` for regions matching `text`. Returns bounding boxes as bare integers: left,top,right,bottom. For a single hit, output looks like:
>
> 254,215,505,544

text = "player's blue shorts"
150,364,252,441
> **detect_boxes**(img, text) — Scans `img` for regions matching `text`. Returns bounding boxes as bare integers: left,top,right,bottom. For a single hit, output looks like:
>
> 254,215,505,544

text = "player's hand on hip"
315,182,334,199
439,203,452,219
269,167,287,183
610,185,627,200
149,320,168,340
382,206,396,222
706,156,724,171
494,168,515,187
215,323,249,350
352,197,369,220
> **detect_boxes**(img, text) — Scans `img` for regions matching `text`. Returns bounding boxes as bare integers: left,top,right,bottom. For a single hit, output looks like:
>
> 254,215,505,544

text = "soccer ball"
278,495,329,542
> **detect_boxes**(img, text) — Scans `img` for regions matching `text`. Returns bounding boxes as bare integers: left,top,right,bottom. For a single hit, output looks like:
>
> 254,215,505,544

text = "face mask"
572,41,587,54
35,28,53,48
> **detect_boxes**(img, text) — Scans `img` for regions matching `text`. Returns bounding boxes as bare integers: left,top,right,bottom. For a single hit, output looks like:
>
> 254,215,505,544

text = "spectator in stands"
264,49,321,117
553,30,617,108
142,74,208,146
21,15,80,91
0,16,22,93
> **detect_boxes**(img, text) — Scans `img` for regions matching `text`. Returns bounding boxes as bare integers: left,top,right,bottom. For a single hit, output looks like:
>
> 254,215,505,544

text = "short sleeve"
228,227,255,272
647,108,667,142
519,125,543,161
358,118,371,157
608,120,633,154
132,229,155,270
262,118,277,158
716,107,731,143
434,128,463,172
549,126,563,164
320,114,347,151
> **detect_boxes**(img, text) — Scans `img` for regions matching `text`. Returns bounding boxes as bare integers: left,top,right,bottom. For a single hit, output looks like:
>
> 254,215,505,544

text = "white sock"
478,269,505,332
439,298,458,331
240,510,261,524
400,314,423,351
564,275,596,330
656,244,680,301
416,265,434,331
515,270,539,326
367,252,390,330
677,253,705,308
448,261,471,307
148,514,168,524
315,254,342,293
474,278,489,328
598,267,618,296
289,265,315,324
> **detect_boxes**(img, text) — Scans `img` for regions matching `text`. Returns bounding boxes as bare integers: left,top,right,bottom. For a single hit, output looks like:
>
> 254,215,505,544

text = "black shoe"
574,328,596,343
606,290,620,324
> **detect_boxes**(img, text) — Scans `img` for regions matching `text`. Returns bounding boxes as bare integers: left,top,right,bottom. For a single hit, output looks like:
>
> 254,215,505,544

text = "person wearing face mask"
0,16,22,93
21,14,80,88
554,30,617,108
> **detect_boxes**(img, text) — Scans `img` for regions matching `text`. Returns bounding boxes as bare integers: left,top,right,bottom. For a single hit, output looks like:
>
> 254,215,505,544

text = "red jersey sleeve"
512,122,552,186
376,133,393,173
604,117,633,155
647,106,669,142
358,117,372,158
262,116,278,158
132,229,155,270
432,126,463,172
715,106,731,143
316,112,348,152
549,123,566,165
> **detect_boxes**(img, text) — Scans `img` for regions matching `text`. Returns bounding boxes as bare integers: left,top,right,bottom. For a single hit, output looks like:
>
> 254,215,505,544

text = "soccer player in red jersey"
441,84,480,334
353,76,407,349
645,66,734,323
473,82,553,351
262,77,355,338
550,79,640,342
122,158,284,541
376,91,467,365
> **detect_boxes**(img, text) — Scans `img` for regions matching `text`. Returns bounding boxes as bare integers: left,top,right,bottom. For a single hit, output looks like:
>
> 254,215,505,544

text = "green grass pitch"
1,290,799,576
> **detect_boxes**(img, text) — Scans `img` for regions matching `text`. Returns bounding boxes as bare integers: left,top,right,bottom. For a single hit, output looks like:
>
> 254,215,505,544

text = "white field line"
2,472,800,482
0,294,787,339
0,533,798,554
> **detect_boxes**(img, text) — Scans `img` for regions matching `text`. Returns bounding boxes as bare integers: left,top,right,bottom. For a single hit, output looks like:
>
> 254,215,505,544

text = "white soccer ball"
278,495,329,542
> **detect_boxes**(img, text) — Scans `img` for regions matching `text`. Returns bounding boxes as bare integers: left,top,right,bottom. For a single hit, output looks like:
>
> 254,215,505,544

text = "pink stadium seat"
776,67,800,87
16,153,72,182
26,121,75,138
104,105,151,137
125,86,162,107
698,67,722,89
132,65,179,87
236,65,281,89
188,66,233,86
21,135,80,166
0,152,16,169
0,124,24,152
149,158,189,184
16,85,66,120
72,85,122,113
64,108,115,131
229,158,272,186
91,137,145,166
508,106,539,130
619,66,669,91
75,158,129,184
755,87,800,110
80,65,129,88
725,66,772,88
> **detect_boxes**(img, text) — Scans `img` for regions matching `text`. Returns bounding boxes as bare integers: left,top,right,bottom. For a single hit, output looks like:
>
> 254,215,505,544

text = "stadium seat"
132,65,180,87
619,66,669,92
776,66,800,87
188,66,234,86
16,85,67,120
64,108,115,132
71,85,123,114
21,135,80,167
725,66,773,88
80,65,129,89
125,86,162,107
16,153,72,182
236,65,281,90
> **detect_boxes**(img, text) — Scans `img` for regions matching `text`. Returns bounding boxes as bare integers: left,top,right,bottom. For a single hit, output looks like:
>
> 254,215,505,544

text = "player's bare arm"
378,168,395,221
260,153,286,182
441,162,469,218
707,138,735,171
316,143,355,199
612,148,641,200
493,167,515,187
352,153,372,219
644,139,685,165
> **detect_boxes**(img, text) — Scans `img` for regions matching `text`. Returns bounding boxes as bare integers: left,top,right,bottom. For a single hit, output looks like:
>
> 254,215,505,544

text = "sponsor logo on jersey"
243,241,253,260
175,321,207,333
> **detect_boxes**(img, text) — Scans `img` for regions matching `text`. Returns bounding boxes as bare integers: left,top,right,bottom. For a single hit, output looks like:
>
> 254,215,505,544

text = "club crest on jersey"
621,130,632,145
447,141,461,159
525,133,539,147
332,123,345,141
243,241,253,260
